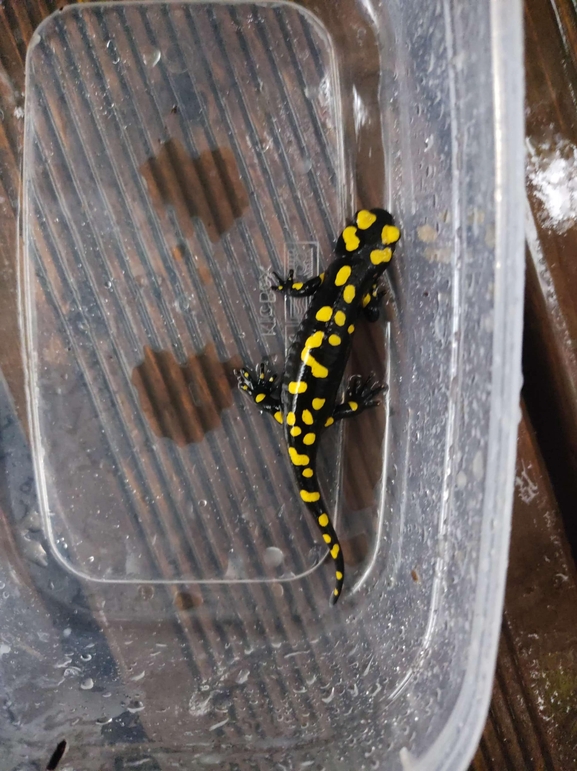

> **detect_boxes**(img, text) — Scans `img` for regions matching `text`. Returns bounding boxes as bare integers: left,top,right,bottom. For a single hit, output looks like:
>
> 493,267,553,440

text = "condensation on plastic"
10,0,524,768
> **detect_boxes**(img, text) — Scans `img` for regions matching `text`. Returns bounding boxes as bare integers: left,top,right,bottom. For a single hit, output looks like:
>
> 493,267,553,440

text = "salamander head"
335,208,401,266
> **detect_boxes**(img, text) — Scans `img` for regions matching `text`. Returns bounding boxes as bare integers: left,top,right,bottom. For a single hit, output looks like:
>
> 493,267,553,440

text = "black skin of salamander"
236,208,400,605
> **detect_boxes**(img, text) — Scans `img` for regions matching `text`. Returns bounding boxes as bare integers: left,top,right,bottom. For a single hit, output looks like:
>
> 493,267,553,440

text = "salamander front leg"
361,282,386,322
330,375,387,423
272,269,324,298
235,362,284,424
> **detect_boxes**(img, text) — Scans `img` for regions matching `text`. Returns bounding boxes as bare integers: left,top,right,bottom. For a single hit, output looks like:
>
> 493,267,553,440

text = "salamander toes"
236,362,280,405
345,374,388,410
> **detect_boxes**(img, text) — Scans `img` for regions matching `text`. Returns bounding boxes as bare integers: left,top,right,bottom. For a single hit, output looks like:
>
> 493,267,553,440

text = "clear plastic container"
8,0,523,767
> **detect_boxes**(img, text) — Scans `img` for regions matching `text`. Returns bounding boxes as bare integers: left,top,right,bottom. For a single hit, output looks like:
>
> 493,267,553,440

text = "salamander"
236,208,400,604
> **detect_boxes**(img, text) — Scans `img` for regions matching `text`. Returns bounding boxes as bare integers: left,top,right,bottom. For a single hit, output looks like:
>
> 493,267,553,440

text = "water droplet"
143,48,161,67
96,715,112,725
236,669,250,684
138,585,155,601
263,546,284,568
80,653,92,662
80,677,94,690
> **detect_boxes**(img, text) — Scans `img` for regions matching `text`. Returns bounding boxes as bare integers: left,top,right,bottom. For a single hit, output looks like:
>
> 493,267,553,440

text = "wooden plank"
523,0,577,555
472,407,577,768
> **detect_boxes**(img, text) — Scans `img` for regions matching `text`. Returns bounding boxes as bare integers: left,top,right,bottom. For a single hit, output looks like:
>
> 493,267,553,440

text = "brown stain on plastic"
132,344,242,446
174,590,204,610
140,139,249,243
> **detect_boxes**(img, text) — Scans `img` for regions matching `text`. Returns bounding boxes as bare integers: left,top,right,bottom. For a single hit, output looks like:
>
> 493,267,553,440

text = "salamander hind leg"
331,374,387,422
235,362,283,424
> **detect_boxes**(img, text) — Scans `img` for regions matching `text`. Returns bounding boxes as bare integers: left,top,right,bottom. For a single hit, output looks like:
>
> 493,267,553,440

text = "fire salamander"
236,208,400,604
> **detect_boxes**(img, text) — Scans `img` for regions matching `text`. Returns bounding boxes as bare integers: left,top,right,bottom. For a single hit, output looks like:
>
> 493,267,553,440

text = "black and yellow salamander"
236,208,400,605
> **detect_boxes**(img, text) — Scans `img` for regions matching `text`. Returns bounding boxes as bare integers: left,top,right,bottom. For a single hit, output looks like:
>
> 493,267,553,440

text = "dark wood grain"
523,0,577,558
471,407,577,769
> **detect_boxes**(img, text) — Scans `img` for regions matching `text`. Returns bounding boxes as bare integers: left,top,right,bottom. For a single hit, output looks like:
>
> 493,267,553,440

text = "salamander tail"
301,492,344,605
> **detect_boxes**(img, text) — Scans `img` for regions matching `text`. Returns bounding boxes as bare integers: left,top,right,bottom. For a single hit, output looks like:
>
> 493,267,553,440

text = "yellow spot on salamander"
334,311,346,326
319,272,325,283
323,533,332,543
288,448,309,466
328,334,341,346
255,393,266,403
382,225,400,245
304,330,324,350
300,490,320,503
336,571,343,580
335,265,351,286
362,293,371,307
303,433,316,445
325,417,335,427
301,331,328,378
334,589,339,596
343,226,360,251
343,285,356,303
318,513,329,527
302,409,313,425
357,209,377,229
348,324,355,334
290,426,302,437
312,398,325,410
370,248,393,265
301,351,328,378
330,544,340,559
316,306,332,322
302,468,314,478
349,401,358,411
274,411,283,424
286,412,296,425
292,282,303,290
288,381,307,394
